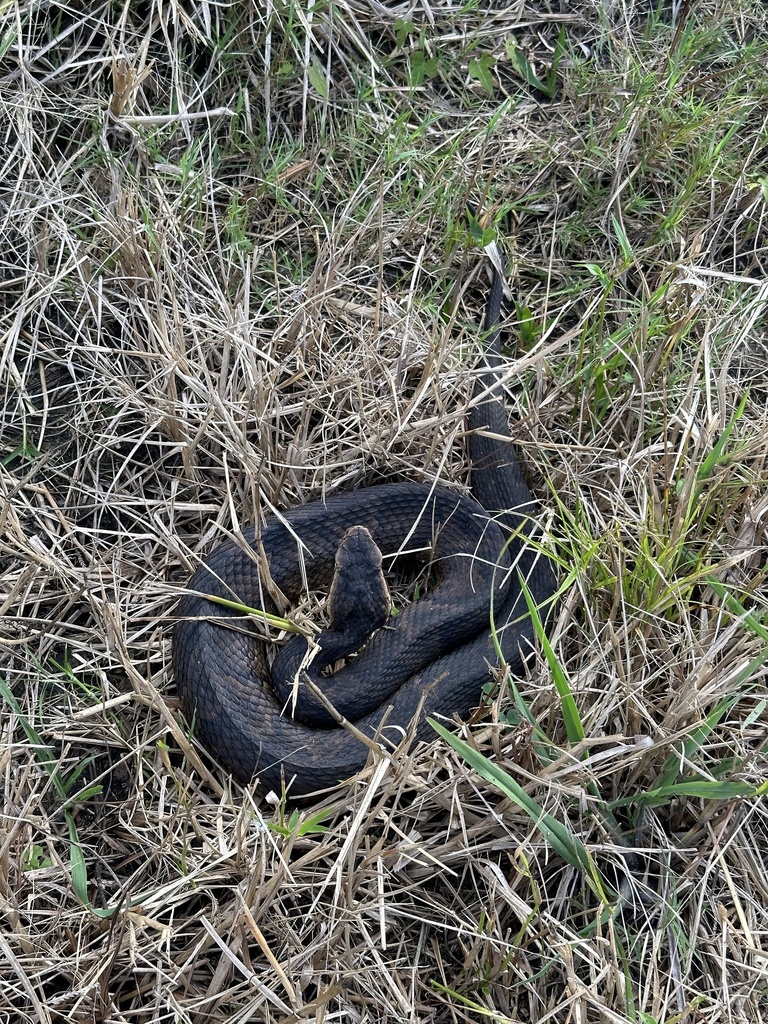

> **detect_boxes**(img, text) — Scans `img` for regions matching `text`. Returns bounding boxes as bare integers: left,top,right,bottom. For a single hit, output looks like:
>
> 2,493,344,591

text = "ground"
1,1,768,1022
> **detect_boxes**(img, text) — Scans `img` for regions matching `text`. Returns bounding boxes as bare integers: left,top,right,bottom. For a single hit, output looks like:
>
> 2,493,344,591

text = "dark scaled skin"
270,525,396,725
173,262,557,795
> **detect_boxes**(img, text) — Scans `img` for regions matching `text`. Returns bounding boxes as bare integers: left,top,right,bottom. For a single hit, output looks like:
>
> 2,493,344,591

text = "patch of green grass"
0,677,111,916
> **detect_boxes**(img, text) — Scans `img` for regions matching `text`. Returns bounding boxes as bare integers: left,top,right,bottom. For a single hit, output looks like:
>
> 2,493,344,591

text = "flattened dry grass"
1,1,768,1021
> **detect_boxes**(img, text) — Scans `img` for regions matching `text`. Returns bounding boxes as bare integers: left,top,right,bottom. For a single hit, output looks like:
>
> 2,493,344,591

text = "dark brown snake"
173,261,556,795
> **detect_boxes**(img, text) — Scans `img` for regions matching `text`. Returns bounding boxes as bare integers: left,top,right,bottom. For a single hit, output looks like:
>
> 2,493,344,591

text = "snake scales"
173,259,556,795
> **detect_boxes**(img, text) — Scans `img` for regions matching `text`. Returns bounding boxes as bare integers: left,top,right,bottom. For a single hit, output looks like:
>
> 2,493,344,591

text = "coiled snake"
173,258,556,795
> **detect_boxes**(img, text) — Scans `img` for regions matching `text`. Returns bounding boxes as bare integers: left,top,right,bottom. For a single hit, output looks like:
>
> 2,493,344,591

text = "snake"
172,255,556,796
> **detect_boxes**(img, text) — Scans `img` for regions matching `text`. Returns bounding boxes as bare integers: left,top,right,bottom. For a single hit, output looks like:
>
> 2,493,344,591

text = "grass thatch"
2,0,768,1020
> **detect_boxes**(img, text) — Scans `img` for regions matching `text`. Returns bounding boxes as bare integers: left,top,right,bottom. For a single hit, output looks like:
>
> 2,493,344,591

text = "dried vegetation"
1,0,768,1021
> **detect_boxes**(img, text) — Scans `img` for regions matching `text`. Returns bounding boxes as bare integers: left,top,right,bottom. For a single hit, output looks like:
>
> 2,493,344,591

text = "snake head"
327,525,391,639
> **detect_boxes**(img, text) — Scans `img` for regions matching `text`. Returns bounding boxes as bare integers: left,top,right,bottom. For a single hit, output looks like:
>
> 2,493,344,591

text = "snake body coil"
173,264,556,795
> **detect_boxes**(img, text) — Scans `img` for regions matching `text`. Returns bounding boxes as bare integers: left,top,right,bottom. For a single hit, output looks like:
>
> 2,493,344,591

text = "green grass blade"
520,577,584,745
195,594,306,634
429,719,592,874
0,677,68,801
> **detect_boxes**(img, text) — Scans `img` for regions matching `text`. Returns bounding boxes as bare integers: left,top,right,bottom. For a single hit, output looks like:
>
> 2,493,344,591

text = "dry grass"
2,0,768,1021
